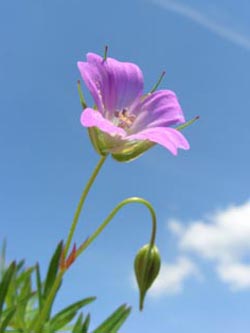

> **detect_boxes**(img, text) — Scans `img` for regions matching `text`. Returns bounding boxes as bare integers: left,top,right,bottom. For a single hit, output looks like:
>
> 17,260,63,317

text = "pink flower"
78,53,189,161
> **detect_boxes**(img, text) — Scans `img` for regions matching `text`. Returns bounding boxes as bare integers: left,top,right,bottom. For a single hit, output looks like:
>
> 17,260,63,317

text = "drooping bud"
134,244,161,310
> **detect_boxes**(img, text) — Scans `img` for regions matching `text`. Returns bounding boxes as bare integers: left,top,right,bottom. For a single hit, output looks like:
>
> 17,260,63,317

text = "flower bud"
134,244,161,310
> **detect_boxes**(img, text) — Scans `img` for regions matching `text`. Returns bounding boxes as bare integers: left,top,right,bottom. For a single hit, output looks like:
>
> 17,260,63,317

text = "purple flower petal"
78,53,144,117
131,90,185,132
127,127,190,155
81,108,127,137
77,61,106,114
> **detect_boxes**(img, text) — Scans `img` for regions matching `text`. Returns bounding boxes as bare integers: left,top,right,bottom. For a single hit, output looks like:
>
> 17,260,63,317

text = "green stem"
30,155,107,332
76,197,157,259
64,155,107,256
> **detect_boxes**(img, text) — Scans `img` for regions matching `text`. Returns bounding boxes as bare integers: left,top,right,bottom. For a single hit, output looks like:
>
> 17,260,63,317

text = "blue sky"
1,0,250,332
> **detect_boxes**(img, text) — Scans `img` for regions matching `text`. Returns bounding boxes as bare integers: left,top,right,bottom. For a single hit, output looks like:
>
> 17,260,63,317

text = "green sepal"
88,127,108,157
112,140,155,162
176,115,199,131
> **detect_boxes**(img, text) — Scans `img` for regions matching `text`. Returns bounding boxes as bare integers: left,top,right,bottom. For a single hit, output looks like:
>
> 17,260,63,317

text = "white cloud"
150,256,199,296
176,201,250,262
217,262,250,291
151,0,250,51
168,201,250,291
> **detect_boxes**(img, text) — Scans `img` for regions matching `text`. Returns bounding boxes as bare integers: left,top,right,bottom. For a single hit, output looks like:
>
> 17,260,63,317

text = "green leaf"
35,263,43,310
4,261,32,311
0,308,16,333
1,291,36,331
15,266,34,287
0,261,16,318
15,260,25,273
3,262,36,331
43,241,63,300
92,304,131,333
72,313,84,333
72,313,91,333
15,269,34,329
0,240,7,280
50,297,95,331
50,311,76,331
81,313,90,333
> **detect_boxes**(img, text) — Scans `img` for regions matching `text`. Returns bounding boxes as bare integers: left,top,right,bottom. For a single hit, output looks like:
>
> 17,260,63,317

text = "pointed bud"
134,244,161,310
60,243,77,271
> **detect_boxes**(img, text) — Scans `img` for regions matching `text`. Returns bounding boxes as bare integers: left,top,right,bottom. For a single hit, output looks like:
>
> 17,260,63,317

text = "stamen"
114,109,136,129
150,71,166,93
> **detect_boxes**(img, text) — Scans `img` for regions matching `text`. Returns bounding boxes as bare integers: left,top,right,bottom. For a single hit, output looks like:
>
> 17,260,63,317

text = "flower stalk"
64,155,107,256
30,155,107,332
75,197,157,259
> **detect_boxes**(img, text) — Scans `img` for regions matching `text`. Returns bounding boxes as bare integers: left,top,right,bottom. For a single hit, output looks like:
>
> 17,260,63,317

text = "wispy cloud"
151,0,250,51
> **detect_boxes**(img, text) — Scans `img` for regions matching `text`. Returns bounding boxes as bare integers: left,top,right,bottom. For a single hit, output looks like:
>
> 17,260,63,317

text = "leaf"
50,297,95,331
72,313,84,333
81,313,91,333
72,312,91,333
0,309,16,333
15,269,34,329
50,311,77,331
35,263,43,310
0,261,16,318
0,240,7,280
0,308,16,333
43,241,63,300
15,266,34,287
11,263,36,328
15,260,25,273
92,304,131,333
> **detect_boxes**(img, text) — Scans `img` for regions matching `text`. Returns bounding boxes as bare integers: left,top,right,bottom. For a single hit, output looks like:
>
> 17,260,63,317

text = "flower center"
114,109,136,130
